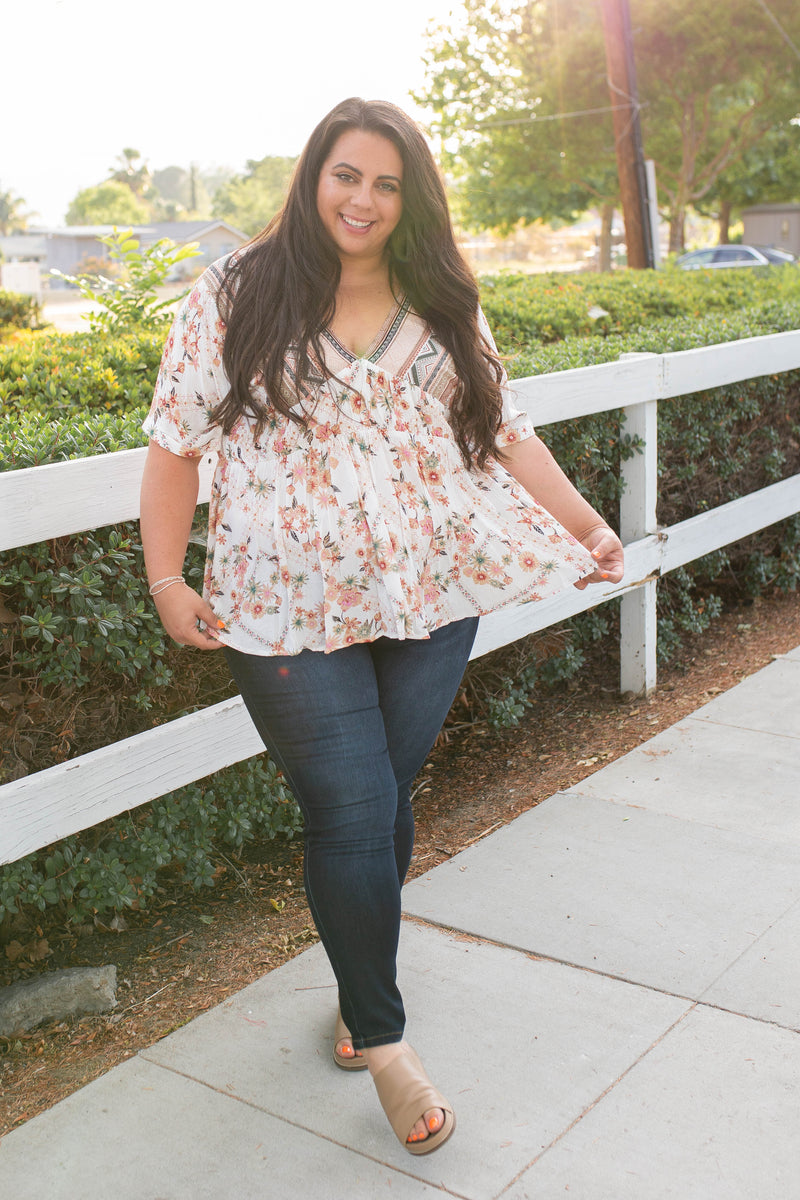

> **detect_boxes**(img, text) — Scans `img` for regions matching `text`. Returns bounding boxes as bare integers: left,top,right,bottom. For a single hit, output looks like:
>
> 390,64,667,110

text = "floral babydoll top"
143,259,596,655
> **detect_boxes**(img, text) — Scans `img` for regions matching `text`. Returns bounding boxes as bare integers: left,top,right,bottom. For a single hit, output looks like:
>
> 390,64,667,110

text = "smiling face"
316,128,404,265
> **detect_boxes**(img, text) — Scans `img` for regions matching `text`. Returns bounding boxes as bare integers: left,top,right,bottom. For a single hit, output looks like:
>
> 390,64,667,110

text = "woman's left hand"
574,525,625,591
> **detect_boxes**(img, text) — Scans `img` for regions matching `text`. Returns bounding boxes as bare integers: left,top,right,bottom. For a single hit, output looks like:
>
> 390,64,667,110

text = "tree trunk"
717,199,732,244
598,203,615,271
668,209,685,254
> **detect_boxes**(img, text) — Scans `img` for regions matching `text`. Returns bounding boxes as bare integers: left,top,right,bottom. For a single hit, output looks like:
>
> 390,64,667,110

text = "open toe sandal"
373,1045,456,1155
333,1008,368,1072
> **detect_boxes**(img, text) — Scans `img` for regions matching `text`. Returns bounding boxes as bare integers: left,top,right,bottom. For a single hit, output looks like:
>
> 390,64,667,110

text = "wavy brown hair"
213,97,505,468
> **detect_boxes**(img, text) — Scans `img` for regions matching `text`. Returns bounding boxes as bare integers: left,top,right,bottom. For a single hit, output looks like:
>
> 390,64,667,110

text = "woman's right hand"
153,583,226,650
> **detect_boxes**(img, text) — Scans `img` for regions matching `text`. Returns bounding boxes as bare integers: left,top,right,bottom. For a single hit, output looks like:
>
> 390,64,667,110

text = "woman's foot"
333,1008,367,1071
366,1042,453,1153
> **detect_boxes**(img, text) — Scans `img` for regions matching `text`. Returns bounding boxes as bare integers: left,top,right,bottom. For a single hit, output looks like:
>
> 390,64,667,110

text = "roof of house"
24,219,248,242
144,220,248,242
742,203,800,215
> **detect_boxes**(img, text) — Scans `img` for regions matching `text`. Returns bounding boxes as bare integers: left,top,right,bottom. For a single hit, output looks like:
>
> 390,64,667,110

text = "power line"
475,102,644,131
753,0,800,62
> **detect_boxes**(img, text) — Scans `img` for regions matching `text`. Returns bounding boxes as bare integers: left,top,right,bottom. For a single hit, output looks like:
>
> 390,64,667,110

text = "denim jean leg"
225,643,407,1048
369,617,479,885
224,617,479,1050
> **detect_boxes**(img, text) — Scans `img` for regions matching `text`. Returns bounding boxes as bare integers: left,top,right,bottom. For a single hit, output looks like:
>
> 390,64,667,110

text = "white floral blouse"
143,259,596,656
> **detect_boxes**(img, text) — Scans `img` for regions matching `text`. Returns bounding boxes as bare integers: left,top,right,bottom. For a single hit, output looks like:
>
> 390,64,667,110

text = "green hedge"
0,289,42,332
2,268,799,927
480,263,800,346
0,327,163,417
0,758,302,927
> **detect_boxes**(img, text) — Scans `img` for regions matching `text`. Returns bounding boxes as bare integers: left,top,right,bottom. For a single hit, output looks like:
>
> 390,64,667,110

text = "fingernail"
217,619,226,629
601,572,609,579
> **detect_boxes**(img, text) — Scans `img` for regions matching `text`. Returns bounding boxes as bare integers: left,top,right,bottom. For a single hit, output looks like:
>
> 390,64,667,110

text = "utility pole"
600,0,655,268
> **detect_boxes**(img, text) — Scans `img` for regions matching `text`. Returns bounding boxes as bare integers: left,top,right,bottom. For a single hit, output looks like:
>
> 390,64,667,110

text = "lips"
340,213,375,232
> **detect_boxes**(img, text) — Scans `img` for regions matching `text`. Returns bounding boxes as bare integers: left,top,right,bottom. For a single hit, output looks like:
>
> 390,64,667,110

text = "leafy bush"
0,327,163,419
2,526,179,710
51,227,199,335
0,288,42,333
480,263,800,347
0,407,149,470
0,758,302,927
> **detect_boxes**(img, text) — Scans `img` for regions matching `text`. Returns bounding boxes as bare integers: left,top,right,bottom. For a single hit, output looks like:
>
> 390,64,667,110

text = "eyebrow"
331,160,402,184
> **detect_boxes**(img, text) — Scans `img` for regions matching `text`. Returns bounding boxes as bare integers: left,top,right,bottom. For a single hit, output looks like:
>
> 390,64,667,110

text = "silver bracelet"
149,575,185,596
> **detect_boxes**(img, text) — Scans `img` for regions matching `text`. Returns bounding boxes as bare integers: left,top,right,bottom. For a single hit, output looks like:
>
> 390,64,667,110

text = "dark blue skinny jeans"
224,617,478,1050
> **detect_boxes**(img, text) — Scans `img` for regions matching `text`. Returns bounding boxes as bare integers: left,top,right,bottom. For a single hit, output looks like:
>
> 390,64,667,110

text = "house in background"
742,204,800,257
0,220,249,290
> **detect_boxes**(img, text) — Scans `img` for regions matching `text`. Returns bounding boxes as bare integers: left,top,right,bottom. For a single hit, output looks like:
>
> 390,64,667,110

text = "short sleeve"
477,306,537,449
142,265,229,457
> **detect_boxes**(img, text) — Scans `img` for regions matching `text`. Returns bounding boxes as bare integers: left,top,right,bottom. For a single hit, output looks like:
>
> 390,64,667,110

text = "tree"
150,165,214,220
632,0,800,250
65,181,151,226
697,120,800,243
0,185,30,234
416,0,618,235
211,155,297,236
416,0,800,252
108,148,153,201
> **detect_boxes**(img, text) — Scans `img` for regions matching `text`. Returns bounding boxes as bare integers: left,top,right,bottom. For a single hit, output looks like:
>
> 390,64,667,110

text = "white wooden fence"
2,329,800,867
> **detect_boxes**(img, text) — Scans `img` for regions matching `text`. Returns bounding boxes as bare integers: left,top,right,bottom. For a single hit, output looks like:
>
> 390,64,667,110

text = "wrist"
148,574,186,597
575,521,612,544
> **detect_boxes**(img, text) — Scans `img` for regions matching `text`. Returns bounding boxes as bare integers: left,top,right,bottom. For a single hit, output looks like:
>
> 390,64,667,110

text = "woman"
140,97,623,1155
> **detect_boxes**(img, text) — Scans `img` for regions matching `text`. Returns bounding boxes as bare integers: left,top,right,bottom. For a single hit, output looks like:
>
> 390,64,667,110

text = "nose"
352,179,373,208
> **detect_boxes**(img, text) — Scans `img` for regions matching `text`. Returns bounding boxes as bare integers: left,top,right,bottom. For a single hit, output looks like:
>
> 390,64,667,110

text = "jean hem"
353,1030,405,1050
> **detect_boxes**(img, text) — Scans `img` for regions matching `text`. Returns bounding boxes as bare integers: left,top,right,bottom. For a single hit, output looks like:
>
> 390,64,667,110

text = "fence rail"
2,329,800,866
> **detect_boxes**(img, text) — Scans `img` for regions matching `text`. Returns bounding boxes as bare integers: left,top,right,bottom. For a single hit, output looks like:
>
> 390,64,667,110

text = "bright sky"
4,0,460,227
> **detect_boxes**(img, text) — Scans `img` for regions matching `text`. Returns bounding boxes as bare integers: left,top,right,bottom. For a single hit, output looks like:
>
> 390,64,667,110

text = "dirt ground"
1,590,798,1137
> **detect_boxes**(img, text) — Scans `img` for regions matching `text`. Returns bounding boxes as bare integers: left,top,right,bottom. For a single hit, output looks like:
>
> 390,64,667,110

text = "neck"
337,253,393,297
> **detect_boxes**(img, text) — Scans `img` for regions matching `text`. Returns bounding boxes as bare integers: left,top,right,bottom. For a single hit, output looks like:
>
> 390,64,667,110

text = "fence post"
619,354,659,695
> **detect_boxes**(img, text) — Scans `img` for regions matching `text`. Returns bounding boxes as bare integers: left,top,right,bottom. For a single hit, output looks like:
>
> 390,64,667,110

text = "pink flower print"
339,587,362,610
342,622,361,646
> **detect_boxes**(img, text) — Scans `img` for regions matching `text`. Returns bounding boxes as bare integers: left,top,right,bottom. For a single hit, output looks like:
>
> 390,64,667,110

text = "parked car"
677,244,797,269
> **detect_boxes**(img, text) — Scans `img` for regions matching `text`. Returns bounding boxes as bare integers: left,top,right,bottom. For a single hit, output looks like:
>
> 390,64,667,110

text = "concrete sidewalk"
2,648,799,1198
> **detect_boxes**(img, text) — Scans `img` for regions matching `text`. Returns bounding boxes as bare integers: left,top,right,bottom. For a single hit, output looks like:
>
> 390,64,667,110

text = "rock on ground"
0,966,117,1036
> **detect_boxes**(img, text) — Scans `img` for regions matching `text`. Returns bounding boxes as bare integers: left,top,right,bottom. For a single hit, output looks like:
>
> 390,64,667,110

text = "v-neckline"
323,294,407,364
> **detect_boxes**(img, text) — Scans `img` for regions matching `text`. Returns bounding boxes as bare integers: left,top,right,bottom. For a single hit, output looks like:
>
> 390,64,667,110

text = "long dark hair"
213,97,505,468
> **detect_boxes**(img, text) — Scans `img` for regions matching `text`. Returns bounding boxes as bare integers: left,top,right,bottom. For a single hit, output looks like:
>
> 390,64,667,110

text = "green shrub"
0,328,163,419
0,757,302,927
0,289,42,333
1,526,182,710
0,407,149,469
51,227,199,335
479,263,800,348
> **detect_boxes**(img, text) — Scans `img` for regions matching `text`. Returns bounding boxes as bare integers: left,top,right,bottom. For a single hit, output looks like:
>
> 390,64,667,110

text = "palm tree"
0,186,30,235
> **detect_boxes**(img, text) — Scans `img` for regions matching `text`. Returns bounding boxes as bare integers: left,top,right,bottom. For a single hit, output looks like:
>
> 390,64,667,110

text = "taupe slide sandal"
373,1045,456,1155
333,1007,368,1071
